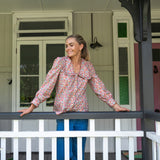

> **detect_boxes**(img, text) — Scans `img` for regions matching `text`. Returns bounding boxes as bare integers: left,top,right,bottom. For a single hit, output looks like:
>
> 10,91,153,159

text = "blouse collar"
64,56,91,79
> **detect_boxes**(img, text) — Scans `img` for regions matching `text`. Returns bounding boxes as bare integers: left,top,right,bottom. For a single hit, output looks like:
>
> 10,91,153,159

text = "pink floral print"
31,56,116,115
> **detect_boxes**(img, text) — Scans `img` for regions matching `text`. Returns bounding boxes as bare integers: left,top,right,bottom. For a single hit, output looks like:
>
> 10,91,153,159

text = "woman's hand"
113,103,130,112
18,104,36,117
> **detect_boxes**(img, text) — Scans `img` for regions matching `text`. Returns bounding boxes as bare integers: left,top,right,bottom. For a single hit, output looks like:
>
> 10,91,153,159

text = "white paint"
26,138,31,160
147,131,160,160
52,138,57,160
64,119,70,160
1,138,6,160
156,121,160,136
90,137,95,160
103,137,108,160
152,141,156,160
77,137,82,160
0,119,145,160
65,137,70,160
129,137,134,160
0,130,144,138
115,119,121,160
13,120,19,160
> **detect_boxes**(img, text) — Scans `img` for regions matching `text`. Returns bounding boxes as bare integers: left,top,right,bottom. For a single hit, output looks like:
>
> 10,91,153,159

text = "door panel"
17,40,65,152
17,41,43,111
152,43,160,112
134,43,160,150
44,42,65,110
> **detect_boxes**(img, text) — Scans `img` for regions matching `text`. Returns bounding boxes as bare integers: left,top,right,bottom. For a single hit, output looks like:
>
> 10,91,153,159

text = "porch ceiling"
0,0,159,13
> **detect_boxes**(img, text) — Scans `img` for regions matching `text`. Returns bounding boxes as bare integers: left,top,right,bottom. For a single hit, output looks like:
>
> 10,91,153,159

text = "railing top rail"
145,111,160,121
0,111,143,120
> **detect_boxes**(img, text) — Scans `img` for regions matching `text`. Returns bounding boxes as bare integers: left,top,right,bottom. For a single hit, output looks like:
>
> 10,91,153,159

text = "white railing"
147,121,160,160
145,111,160,160
0,112,146,160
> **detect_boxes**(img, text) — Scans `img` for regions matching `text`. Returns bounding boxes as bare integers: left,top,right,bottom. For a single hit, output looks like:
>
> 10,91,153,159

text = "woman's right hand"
18,104,36,117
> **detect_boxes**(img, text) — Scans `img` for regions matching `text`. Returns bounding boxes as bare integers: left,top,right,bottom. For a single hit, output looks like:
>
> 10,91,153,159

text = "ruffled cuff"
107,99,117,107
31,97,40,107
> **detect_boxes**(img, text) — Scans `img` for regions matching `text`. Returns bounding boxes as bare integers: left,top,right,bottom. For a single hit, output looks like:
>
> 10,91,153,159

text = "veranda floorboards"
6,152,129,160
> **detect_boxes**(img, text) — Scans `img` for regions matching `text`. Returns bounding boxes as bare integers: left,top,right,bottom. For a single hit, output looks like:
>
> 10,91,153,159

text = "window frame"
16,41,43,111
12,12,72,112
113,11,135,111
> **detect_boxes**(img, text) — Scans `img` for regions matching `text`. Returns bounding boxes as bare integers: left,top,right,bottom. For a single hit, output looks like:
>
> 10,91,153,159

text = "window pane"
19,21,65,30
19,32,67,37
20,77,39,107
20,45,39,75
46,44,65,72
118,23,127,38
119,48,128,75
119,77,129,105
151,23,160,33
152,49,160,61
46,44,65,106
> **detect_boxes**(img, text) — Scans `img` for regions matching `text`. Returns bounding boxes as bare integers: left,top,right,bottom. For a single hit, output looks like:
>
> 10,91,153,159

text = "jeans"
57,119,88,160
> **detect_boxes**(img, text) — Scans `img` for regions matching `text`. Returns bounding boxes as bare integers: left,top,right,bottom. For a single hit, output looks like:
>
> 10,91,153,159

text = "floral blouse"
31,56,116,115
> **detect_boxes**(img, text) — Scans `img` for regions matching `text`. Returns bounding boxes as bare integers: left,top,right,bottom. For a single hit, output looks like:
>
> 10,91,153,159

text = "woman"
19,34,129,160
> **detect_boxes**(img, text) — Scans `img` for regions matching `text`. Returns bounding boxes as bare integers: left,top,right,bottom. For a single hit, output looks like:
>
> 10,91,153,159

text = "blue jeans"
57,119,88,160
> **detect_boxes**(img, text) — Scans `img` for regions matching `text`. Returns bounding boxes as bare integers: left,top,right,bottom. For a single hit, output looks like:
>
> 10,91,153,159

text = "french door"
16,40,65,112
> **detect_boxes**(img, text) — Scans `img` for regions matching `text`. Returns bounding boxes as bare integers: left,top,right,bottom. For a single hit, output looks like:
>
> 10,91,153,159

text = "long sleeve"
31,57,64,107
88,63,116,107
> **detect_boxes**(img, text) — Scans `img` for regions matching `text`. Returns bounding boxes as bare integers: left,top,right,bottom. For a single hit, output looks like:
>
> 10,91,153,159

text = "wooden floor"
6,152,129,160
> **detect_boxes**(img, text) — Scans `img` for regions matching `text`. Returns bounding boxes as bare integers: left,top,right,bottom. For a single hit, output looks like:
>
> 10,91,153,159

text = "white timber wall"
0,12,133,153
73,12,115,152
0,14,12,152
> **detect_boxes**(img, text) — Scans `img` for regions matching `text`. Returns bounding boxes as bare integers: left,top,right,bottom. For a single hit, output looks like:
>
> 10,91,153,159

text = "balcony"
0,111,159,160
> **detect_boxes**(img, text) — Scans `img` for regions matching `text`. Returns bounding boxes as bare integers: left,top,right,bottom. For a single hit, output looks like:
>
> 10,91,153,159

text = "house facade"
0,0,160,154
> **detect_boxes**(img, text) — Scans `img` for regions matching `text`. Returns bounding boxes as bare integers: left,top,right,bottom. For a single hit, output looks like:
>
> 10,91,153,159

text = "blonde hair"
66,34,90,61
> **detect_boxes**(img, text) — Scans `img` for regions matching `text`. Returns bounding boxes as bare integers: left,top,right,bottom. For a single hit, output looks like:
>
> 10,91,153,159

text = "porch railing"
145,112,160,160
0,111,159,160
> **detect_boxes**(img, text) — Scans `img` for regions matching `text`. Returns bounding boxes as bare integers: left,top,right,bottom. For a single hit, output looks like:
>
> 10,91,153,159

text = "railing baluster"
13,120,19,160
26,138,31,160
103,137,108,160
77,137,82,160
90,119,95,160
39,120,44,160
152,141,156,160
52,137,57,160
1,138,6,160
64,119,69,160
115,119,121,160
157,143,160,160
129,137,134,160
156,121,160,160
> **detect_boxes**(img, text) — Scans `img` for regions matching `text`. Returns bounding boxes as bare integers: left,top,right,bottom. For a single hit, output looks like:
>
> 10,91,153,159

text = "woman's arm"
18,57,65,116
88,63,129,111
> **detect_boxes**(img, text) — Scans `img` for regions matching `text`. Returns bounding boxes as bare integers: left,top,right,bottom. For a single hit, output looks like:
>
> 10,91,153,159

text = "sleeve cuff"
31,97,40,107
108,99,117,107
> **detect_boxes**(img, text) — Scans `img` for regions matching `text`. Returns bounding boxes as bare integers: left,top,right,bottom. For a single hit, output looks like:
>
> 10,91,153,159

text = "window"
17,41,65,111
12,12,72,112
152,49,160,61
151,19,160,38
17,19,68,37
119,47,129,105
19,44,39,107
118,23,127,38
113,11,135,110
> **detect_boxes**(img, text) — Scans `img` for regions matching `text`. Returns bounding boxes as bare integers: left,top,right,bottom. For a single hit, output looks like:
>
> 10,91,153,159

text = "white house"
0,0,160,159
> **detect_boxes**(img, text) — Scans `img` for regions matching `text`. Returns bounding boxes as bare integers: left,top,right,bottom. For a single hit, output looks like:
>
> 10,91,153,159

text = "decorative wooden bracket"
119,0,149,42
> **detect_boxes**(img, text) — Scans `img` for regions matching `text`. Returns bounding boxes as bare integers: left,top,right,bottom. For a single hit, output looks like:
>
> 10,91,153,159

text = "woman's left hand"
113,103,130,112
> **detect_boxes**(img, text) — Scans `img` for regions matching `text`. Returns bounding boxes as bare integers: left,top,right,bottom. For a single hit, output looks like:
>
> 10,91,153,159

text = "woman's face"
65,38,83,58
